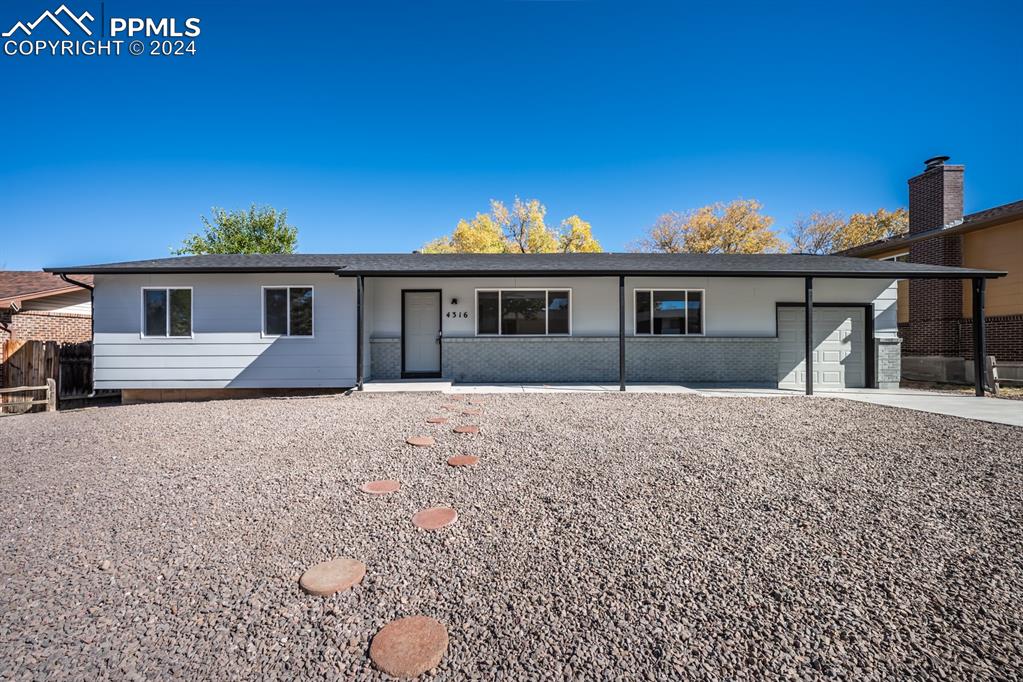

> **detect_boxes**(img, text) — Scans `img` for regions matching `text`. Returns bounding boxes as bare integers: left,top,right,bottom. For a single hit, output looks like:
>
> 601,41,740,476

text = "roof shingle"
43,253,1004,279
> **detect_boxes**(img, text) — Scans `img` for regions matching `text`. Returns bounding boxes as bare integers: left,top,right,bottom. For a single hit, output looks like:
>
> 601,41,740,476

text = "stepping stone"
360,479,400,495
369,615,449,678
447,455,479,467
448,395,465,401
426,416,448,424
461,408,481,416
406,436,435,447
299,558,366,596
439,404,459,411
453,425,479,434
412,506,458,530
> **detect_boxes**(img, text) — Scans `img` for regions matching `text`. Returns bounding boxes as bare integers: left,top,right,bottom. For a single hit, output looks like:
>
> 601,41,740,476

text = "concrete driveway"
691,386,1022,427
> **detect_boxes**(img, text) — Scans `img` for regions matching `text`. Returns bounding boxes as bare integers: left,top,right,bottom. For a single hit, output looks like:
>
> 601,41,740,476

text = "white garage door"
778,307,866,389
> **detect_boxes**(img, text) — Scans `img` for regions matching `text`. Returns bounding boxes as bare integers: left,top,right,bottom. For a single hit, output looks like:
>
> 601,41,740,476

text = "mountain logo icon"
3,4,94,38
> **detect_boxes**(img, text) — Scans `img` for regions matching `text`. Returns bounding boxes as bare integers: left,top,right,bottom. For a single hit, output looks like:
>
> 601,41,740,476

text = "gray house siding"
91,273,897,390
92,273,357,389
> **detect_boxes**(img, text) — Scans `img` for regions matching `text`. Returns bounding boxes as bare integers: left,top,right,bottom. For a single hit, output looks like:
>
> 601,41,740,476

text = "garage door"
778,307,866,389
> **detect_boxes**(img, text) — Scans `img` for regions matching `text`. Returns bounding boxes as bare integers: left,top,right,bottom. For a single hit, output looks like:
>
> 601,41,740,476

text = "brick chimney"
905,156,966,359
908,155,964,234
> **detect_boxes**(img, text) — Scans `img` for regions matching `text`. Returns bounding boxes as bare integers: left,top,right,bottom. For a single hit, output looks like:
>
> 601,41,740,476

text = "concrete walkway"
362,380,1022,427
815,389,1022,428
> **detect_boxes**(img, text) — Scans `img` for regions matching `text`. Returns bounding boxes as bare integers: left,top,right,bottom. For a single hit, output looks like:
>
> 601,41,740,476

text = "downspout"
58,274,96,398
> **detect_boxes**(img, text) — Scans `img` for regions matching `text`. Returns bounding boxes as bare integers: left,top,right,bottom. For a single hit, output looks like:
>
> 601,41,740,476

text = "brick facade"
903,157,968,358
372,335,780,385
897,158,1021,366
0,310,92,344
959,314,1023,363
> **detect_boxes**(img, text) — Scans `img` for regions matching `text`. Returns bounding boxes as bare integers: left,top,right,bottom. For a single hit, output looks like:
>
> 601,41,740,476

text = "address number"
446,311,469,319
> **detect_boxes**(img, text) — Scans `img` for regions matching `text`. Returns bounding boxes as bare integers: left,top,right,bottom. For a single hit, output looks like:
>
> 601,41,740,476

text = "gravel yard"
2,393,1021,680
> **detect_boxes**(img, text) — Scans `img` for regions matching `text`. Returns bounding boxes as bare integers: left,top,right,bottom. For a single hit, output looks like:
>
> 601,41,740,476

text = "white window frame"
261,285,315,338
474,288,573,337
140,287,194,339
881,252,909,263
633,288,706,336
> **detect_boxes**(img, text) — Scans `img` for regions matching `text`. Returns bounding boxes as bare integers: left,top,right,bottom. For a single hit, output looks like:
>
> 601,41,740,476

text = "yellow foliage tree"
789,207,908,254
557,215,603,253
632,199,784,254
840,208,908,250
421,198,603,254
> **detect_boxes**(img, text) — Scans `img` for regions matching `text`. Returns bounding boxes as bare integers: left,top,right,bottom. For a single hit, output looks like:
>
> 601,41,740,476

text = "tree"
557,215,602,253
789,207,908,254
421,198,603,254
789,211,846,254
632,199,784,254
842,208,908,250
173,205,297,255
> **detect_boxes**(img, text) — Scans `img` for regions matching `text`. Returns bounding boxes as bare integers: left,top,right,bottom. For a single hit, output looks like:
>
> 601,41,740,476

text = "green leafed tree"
173,205,298,255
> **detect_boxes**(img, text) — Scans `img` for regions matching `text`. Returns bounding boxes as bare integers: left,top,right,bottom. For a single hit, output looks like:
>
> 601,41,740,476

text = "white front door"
403,291,441,375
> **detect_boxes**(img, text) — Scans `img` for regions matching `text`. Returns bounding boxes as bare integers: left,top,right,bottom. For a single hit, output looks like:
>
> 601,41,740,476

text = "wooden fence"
0,340,99,414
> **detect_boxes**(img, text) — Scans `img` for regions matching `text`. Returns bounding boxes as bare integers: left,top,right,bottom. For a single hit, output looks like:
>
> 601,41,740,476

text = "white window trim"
881,252,909,262
261,285,315,338
633,288,706,337
140,287,194,339
474,288,573,337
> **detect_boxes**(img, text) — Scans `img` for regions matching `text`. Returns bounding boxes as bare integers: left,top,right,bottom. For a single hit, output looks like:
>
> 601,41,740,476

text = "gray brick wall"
442,337,619,383
626,337,778,384
437,336,780,384
876,338,902,389
369,335,898,387
369,338,401,380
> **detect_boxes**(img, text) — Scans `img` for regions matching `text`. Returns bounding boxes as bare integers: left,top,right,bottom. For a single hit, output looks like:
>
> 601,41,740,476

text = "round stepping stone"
299,558,366,596
360,479,400,495
439,404,460,411
453,425,479,434
406,435,435,447
447,455,479,467
461,408,481,416
426,416,448,424
412,506,458,530
369,616,449,678
448,394,465,401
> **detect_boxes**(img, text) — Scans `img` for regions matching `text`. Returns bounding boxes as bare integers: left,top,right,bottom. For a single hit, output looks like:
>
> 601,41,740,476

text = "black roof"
44,252,1005,279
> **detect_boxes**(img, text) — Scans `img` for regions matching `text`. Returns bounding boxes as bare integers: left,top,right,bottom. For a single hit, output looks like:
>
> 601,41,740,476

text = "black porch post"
804,276,813,396
619,275,626,392
972,277,986,397
356,275,365,391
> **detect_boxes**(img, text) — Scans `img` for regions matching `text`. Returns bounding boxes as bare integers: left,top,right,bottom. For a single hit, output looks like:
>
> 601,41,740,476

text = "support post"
972,277,986,397
46,378,57,412
804,276,813,396
356,275,365,391
619,275,626,392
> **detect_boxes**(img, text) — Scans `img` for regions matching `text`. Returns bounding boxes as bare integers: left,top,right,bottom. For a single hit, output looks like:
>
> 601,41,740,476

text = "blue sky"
2,0,1021,270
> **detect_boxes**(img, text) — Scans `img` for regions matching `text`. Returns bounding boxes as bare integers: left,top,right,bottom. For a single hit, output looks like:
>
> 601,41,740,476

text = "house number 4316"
446,311,469,319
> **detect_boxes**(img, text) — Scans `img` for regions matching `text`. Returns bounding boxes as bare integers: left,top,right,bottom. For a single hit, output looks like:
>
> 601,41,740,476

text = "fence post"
46,378,57,412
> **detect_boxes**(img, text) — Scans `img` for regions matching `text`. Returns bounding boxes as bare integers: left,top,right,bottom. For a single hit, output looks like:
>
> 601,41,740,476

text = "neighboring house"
44,253,1002,402
838,157,1023,383
0,271,92,344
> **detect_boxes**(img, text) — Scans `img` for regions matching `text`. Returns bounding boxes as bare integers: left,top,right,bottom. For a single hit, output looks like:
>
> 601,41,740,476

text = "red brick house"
838,157,1022,383
0,272,93,344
